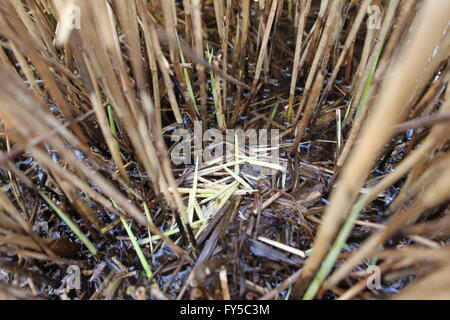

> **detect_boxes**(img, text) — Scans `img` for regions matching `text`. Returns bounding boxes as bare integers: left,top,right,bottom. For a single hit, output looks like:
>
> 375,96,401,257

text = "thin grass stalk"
191,0,208,125
286,0,311,122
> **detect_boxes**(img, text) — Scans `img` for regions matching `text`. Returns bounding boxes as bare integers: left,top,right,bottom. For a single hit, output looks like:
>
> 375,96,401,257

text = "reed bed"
0,0,449,300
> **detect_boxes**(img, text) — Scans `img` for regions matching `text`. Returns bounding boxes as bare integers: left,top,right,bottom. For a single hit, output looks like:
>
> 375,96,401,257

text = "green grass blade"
302,194,370,300
120,217,153,278
40,192,98,256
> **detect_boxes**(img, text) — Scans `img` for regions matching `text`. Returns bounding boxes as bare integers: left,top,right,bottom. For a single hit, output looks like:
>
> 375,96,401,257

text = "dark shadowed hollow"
0,0,449,300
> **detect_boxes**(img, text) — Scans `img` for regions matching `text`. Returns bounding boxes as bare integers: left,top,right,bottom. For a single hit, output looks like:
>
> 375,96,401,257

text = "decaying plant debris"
0,0,449,300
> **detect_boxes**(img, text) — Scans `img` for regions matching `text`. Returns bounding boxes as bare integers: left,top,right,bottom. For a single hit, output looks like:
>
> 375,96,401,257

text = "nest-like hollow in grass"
172,137,288,241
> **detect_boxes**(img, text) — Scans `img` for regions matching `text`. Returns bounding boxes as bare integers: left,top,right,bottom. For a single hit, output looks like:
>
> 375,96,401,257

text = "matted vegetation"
0,0,449,300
